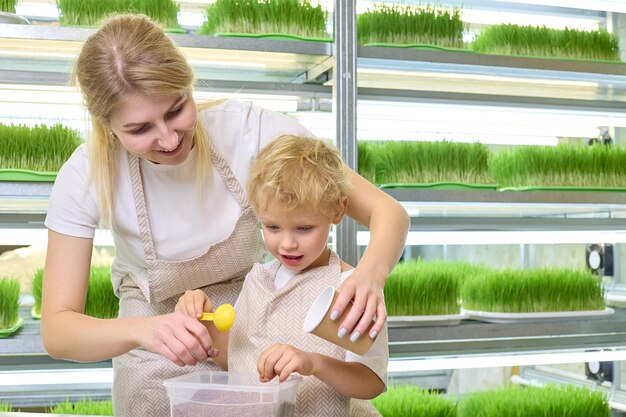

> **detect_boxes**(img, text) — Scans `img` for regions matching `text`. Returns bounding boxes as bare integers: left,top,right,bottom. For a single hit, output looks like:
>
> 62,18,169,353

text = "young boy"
176,134,388,417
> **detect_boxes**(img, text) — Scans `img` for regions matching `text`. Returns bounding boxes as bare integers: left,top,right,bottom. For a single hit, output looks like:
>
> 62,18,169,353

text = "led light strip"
388,349,626,372
358,230,626,246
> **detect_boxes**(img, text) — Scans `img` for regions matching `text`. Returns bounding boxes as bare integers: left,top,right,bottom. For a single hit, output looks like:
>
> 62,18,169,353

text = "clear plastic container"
164,370,302,417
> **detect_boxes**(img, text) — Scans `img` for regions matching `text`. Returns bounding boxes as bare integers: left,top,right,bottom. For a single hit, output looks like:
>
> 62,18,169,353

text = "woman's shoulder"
198,98,309,133
57,143,88,177
197,98,312,157
196,98,251,118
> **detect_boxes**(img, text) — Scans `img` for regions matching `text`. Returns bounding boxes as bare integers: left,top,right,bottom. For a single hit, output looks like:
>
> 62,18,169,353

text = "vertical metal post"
334,0,358,266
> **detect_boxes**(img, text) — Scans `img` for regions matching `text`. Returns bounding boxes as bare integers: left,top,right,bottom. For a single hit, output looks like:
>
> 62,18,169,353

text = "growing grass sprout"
49,398,114,416
56,0,179,28
84,266,118,319
371,384,457,417
32,268,43,316
489,144,626,188
461,268,605,313
385,259,489,316
0,123,82,172
200,0,330,39
0,277,20,329
458,384,610,417
358,3,466,48
358,140,494,185
0,0,17,13
472,24,619,61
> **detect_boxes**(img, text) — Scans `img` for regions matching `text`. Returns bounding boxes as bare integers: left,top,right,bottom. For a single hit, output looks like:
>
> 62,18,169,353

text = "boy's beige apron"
112,142,264,417
229,252,381,417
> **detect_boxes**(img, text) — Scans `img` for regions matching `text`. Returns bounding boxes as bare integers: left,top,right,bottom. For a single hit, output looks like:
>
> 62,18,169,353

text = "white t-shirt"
45,99,311,294
273,264,389,387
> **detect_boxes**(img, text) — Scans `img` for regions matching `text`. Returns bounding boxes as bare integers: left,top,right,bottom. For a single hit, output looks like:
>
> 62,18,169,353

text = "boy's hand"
257,344,314,383
175,289,213,320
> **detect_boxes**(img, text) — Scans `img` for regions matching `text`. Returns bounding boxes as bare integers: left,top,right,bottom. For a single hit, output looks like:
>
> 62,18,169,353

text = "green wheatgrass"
489,144,626,188
358,140,494,186
0,123,82,172
385,259,489,316
0,277,20,329
199,0,330,39
472,24,619,61
56,0,179,28
0,0,17,13
0,402,11,412
458,384,610,417
371,384,457,417
49,398,114,416
32,267,43,316
461,268,605,313
358,3,466,48
84,266,118,320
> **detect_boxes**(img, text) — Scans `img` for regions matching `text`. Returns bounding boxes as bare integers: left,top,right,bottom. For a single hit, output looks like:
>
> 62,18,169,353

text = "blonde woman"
42,14,408,417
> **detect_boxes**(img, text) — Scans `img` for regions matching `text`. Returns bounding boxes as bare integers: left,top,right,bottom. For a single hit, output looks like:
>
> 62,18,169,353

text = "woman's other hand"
335,169,409,343
332,272,385,343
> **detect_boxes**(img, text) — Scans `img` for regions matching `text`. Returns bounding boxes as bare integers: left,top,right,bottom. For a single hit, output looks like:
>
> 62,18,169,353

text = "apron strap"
129,154,157,261
208,139,249,210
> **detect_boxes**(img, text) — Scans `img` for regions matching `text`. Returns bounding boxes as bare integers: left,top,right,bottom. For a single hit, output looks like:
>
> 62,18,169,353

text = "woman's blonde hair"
71,13,211,227
247,135,351,219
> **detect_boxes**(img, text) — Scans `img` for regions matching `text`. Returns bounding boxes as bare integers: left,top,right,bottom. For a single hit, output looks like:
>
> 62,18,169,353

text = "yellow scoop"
200,303,235,332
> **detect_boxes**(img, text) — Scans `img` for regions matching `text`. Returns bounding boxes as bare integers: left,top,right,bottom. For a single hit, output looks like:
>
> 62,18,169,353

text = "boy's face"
257,201,342,273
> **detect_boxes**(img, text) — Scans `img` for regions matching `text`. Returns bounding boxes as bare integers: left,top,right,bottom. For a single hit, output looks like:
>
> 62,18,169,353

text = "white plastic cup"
303,287,375,355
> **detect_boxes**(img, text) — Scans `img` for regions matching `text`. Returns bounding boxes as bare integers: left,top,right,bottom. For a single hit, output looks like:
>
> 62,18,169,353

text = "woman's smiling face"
108,92,197,165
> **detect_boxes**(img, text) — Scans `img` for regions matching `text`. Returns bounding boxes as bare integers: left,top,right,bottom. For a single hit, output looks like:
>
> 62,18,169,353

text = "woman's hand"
257,344,314,383
336,169,408,343
139,312,217,367
175,289,213,319
332,269,386,343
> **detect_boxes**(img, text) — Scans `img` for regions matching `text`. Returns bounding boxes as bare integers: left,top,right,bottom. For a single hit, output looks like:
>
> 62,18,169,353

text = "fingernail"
330,310,339,321
350,331,361,343
207,348,213,356
369,330,378,339
337,328,348,338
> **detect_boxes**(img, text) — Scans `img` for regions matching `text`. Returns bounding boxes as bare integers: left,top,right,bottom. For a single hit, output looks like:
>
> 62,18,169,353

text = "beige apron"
229,252,381,417
112,141,265,417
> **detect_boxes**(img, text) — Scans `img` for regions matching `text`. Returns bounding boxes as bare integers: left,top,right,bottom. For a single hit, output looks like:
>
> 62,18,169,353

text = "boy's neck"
296,247,332,272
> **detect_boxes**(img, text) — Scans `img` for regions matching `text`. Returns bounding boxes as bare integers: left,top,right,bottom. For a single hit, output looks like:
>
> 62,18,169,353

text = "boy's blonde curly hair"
247,135,351,219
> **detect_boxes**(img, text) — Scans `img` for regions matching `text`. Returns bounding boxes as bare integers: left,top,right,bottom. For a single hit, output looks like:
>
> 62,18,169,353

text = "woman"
42,13,409,417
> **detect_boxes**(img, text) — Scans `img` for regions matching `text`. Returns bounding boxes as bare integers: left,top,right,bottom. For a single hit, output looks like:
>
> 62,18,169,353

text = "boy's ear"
332,197,349,225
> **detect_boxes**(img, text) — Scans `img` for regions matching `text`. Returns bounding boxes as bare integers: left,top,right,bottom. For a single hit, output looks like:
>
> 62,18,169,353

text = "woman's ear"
332,197,349,225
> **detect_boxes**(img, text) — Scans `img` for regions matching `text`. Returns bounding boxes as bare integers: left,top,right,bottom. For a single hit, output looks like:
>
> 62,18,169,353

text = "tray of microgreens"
56,0,183,32
48,398,113,416
0,123,82,182
358,140,497,191
198,0,332,43
460,267,613,323
385,260,490,326
0,277,22,338
490,144,626,192
357,3,467,51
471,23,620,62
